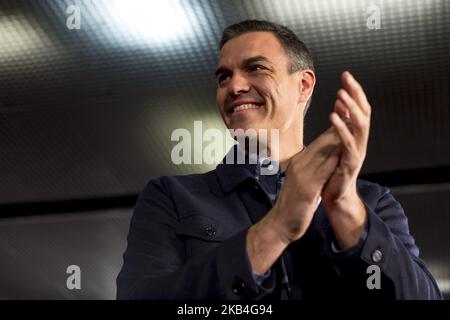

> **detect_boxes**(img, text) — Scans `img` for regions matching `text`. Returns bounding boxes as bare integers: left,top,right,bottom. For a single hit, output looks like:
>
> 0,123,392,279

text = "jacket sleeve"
116,177,276,300
330,182,443,299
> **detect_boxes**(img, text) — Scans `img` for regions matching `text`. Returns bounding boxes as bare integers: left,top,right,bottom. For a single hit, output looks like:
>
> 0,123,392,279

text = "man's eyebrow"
214,55,272,78
214,66,229,79
242,55,272,66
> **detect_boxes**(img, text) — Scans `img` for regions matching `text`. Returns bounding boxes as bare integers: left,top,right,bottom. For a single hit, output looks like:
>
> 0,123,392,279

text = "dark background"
0,0,448,299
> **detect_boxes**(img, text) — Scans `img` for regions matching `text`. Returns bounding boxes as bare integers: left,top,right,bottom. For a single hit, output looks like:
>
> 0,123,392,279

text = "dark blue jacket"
116,155,442,300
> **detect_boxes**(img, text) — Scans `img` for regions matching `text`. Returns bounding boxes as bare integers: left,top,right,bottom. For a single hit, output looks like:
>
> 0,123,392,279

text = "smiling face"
216,31,314,141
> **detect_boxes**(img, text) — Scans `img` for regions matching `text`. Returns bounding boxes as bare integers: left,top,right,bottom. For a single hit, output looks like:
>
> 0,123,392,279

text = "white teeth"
233,104,261,113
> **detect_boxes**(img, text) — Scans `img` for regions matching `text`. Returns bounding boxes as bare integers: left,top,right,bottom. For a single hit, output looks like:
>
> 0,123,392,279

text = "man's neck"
240,129,304,172
259,140,304,172
277,144,305,172
272,127,304,172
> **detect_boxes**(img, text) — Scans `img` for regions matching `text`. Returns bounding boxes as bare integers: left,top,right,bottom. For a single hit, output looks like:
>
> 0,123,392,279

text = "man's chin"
227,118,263,130
227,124,276,144
228,123,271,133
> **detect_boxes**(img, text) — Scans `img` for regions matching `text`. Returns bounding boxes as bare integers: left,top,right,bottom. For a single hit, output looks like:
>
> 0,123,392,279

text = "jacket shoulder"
356,178,392,207
142,169,219,196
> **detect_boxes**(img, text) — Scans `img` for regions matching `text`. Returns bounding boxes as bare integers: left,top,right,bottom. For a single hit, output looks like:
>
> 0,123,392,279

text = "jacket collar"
216,145,257,194
215,144,282,193
215,145,331,242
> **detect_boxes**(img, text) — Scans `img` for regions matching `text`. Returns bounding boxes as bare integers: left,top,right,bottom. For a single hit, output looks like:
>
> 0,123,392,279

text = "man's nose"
227,73,250,95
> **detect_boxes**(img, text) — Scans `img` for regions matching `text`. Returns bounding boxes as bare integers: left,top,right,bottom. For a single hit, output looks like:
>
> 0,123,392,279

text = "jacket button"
204,225,216,237
232,279,247,295
371,249,383,263
260,158,274,173
260,158,271,167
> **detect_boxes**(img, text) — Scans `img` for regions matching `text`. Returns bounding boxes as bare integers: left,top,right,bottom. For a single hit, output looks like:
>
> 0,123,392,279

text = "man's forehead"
218,31,285,64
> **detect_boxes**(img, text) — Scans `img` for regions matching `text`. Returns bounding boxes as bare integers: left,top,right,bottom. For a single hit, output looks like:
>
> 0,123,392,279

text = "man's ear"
298,69,316,104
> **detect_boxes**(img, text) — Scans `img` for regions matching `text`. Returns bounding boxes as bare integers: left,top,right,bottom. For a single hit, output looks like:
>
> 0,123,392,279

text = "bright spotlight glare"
111,0,193,44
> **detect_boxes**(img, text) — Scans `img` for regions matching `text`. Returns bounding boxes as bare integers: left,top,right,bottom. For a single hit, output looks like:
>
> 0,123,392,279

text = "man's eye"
248,64,265,72
217,74,230,84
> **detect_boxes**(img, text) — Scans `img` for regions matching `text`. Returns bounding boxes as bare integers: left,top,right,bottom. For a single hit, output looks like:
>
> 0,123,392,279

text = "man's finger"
330,112,357,154
335,91,367,134
333,98,350,120
334,99,354,133
341,71,371,116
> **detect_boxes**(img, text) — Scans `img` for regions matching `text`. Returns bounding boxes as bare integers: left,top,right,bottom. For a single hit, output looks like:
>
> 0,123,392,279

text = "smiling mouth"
232,103,263,113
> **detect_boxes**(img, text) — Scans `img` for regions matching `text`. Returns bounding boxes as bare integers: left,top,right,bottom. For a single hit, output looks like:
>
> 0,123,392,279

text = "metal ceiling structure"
0,0,448,299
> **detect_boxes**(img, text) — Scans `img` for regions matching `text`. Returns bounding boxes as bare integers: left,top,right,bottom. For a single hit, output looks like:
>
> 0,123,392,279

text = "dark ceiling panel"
0,0,449,204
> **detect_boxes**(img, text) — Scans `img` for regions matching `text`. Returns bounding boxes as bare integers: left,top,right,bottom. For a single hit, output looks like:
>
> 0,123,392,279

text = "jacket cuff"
215,228,275,299
327,200,387,273
330,220,369,257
